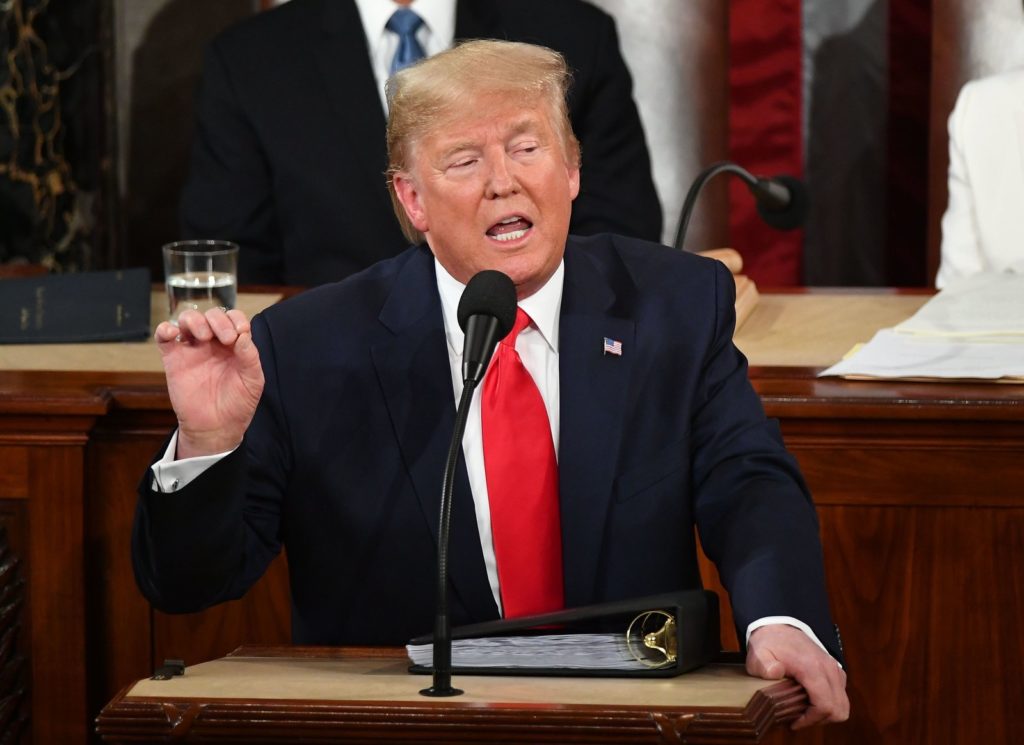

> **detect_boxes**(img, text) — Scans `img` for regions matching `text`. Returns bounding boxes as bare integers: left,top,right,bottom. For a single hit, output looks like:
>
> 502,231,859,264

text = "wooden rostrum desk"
95,646,807,743
1,289,1022,744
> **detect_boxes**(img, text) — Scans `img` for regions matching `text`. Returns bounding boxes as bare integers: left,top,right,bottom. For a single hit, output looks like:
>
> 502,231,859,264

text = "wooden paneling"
0,365,295,745
0,507,29,744
748,375,1024,744
0,376,112,745
84,425,167,725
0,449,29,500
700,340,1024,743
794,441,1024,507
801,506,1024,744
27,445,87,744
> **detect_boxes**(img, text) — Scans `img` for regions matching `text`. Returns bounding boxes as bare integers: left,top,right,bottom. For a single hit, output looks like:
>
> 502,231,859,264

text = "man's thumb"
762,658,785,679
748,651,786,680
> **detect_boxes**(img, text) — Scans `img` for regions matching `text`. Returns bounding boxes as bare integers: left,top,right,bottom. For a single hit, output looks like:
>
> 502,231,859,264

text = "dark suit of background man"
179,0,662,286
138,39,848,730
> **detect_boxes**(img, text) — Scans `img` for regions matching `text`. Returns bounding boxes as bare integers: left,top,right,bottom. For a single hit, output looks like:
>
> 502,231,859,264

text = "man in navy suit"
180,0,662,286
138,40,848,729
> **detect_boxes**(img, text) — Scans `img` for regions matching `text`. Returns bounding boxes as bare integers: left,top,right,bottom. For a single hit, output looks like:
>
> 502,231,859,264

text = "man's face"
392,94,580,299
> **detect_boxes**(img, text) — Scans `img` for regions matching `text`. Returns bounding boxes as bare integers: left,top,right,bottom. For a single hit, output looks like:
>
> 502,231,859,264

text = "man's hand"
154,307,265,459
746,624,849,730
697,247,743,275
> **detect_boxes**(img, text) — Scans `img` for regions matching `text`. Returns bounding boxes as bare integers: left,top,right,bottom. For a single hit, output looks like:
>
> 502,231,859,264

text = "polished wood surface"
734,288,931,366
96,646,806,744
1,289,1022,743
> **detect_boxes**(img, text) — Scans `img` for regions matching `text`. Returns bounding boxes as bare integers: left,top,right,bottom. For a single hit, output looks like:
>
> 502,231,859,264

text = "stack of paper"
407,632,644,670
820,272,1024,381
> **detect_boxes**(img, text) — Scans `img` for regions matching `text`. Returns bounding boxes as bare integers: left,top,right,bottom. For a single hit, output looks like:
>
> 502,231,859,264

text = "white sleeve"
936,82,984,289
149,430,238,493
746,616,842,668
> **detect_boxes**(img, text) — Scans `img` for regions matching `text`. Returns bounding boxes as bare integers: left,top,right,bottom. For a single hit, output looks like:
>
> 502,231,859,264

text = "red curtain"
728,0,804,286
885,0,931,286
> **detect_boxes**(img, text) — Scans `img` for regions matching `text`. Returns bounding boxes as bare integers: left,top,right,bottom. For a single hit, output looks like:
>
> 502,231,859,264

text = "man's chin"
498,259,560,300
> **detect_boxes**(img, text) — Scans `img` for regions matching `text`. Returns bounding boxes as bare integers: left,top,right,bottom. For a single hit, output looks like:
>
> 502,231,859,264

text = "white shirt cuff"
150,430,237,493
746,616,842,668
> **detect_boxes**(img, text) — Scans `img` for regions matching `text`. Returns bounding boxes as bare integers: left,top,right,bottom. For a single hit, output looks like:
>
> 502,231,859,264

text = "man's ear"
567,163,580,202
392,172,429,233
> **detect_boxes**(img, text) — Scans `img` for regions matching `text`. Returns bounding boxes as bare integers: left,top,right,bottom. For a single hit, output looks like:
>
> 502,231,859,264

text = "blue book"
0,268,151,343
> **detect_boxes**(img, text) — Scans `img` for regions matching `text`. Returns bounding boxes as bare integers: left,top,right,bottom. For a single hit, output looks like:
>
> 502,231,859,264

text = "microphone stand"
673,161,755,251
421,270,515,698
420,380,476,697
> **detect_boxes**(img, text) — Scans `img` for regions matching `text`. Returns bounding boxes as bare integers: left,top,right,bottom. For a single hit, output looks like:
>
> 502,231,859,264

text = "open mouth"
486,215,533,243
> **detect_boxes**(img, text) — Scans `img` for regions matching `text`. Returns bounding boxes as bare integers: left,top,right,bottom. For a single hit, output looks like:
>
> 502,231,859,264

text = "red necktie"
481,308,563,618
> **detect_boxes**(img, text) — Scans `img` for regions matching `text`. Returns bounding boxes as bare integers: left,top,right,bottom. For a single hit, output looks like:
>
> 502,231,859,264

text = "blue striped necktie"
386,8,426,75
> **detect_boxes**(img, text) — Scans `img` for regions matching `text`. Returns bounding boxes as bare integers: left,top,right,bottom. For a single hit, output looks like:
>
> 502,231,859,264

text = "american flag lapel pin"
602,337,623,356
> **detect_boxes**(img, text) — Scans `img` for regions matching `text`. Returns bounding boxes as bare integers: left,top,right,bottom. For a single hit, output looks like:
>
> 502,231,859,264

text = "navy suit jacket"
179,0,662,286
133,235,840,660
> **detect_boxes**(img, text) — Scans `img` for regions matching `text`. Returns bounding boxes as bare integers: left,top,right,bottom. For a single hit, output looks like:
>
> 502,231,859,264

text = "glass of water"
162,240,239,323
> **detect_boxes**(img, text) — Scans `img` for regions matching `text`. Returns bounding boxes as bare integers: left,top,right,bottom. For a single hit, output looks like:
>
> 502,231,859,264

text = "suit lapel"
371,249,498,622
557,240,636,607
316,1,391,208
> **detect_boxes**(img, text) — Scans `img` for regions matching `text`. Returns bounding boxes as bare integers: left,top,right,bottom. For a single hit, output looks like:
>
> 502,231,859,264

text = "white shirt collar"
435,259,564,356
354,0,456,58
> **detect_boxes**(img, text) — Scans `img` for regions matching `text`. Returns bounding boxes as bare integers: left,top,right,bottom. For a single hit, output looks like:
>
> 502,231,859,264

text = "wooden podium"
96,647,806,744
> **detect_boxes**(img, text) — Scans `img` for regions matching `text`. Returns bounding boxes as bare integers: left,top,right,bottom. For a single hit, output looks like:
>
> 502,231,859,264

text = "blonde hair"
385,39,581,244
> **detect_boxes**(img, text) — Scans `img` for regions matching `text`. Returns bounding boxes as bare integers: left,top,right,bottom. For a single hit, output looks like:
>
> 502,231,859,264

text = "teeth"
492,229,527,242
499,216,522,224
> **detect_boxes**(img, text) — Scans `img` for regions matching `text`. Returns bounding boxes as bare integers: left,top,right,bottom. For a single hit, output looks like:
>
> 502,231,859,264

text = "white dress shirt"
353,0,456,111
434,259,563,614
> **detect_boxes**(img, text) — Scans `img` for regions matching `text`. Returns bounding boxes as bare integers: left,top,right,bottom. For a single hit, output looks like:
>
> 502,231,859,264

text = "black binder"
408,590,720,678
0,268,151,343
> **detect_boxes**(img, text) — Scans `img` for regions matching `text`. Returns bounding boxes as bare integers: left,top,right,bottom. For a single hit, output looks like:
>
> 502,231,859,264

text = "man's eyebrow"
439,140,479,161
506,117,543,138
435,116,546,161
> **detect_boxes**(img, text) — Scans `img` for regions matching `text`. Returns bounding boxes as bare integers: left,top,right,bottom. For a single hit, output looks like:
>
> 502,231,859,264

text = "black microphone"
673,161,809,251
457,270,518,385
749,173,808,231
420,269,516,698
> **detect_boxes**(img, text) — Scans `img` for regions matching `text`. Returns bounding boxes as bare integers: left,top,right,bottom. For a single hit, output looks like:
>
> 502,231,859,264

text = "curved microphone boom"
421,270,517,697
673,161,809,251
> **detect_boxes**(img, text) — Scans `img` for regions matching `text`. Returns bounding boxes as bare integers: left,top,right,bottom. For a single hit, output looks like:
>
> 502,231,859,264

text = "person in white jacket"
937,69,1024,288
